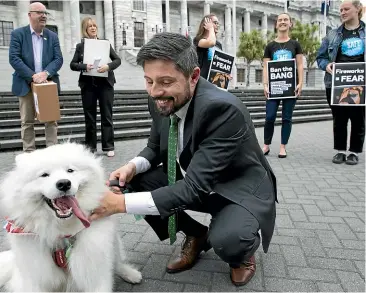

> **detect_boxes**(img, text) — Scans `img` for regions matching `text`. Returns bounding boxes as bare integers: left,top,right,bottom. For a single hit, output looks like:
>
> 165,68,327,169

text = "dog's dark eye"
41,173,49,177
67,169,74,173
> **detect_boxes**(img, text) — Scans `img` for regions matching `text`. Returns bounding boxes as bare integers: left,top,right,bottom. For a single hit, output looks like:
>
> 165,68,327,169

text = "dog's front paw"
117,264,142,284
124,268,142,284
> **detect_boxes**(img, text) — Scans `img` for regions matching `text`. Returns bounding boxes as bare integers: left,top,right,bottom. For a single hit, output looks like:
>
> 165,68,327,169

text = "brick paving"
0,121,365,292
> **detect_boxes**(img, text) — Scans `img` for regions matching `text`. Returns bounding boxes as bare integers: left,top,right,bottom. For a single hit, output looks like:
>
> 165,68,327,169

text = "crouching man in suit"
89,32,277,287
9,2,63,152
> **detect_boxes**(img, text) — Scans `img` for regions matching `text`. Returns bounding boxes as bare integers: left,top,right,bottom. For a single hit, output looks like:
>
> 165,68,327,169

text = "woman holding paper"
316,0,365,165
262,13,304,158
70,17,121,157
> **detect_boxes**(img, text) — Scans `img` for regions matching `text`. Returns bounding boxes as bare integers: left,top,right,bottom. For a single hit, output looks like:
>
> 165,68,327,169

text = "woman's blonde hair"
195,13,217,41
81,16,97,38
342,0,364,20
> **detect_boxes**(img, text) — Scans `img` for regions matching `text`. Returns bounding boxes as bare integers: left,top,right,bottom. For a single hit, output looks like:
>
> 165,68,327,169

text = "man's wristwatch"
44,70,50,77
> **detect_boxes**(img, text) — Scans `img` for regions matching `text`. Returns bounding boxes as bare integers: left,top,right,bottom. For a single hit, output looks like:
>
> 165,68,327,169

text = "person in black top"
193,14,222,79
316,0,365,165
70,17,121,157
262,13,304,158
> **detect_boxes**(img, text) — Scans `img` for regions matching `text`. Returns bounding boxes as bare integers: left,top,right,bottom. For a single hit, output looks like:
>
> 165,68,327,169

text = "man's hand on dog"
89,189,126,221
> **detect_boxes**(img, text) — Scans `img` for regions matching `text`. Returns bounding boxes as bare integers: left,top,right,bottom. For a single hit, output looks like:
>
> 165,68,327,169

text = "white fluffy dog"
0,142,142,292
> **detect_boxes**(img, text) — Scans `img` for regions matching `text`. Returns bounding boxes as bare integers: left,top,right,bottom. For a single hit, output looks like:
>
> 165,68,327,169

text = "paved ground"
0,121,365,292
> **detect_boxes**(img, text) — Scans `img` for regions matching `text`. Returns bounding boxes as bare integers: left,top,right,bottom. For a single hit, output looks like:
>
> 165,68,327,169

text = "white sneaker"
106,151,115,157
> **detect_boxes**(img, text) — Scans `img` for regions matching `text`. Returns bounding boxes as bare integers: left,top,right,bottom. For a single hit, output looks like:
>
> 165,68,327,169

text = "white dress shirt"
124,99,192,215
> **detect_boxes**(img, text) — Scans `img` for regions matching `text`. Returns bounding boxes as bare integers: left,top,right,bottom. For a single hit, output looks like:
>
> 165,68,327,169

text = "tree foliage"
290,20,321,68
237,30,266,86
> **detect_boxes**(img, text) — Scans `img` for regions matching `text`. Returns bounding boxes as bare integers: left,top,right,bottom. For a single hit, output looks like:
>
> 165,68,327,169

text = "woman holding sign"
193,14,223,79
316,0,365,165
70,17,121,157
262,13,304,158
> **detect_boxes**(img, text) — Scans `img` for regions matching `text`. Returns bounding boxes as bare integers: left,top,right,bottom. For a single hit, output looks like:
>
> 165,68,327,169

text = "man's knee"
129,167,168,192
208,226,260,264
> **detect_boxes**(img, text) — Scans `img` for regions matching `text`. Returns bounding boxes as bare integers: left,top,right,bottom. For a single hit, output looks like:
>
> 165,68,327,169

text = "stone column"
70,0,81,50
204,0,210,15
95,1,104,39
17,0,30,28
165,0,170,32
244,9,251,33
224,5,232,53
180,0,188,36
63,0,72,53
261,12,268,40
231,0,237,89
104,0,115,48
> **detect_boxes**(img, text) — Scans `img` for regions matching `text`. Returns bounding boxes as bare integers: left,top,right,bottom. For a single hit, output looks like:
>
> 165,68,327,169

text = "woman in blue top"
262,13,304,158
316,0,365,165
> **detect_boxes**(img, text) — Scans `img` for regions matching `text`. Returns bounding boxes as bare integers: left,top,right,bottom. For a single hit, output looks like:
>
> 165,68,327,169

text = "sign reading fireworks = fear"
207,49,235,91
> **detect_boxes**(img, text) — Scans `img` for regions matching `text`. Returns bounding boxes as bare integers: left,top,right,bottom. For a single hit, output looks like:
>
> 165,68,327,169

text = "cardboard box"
31,81,61,122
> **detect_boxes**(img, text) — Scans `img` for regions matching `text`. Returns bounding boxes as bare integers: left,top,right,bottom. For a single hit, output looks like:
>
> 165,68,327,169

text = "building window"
0,21,13,46
0,1,16,5
162,3,166,24
133,0,145,11
46,25,58,35
80,1,96,15
237,69,245,83
134,22,145,47
255,69,263,83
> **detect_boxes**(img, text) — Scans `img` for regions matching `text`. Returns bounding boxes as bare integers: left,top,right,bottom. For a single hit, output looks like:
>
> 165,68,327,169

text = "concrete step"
0,108,331,140
0,105,148,119
0,114,332,151
0,128,151,150
0,111,151,128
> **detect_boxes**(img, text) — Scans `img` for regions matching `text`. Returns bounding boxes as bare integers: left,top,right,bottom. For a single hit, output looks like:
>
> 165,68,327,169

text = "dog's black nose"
56,179,71,192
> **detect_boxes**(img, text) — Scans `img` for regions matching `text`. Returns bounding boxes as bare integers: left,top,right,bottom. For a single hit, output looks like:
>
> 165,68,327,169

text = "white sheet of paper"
82,39,110,77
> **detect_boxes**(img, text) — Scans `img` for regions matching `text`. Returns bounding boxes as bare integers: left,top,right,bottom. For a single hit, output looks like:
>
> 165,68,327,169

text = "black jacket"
70,39,121,88
139,77,278,253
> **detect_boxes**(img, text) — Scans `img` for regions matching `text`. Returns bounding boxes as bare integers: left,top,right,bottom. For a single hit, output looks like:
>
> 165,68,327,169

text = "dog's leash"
108,180,145,221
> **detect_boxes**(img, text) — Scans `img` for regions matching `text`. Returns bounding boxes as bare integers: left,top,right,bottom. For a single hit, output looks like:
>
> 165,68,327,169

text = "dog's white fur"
0,142,142,292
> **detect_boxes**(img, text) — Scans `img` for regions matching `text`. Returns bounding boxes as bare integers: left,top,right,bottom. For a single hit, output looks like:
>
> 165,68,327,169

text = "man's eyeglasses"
213,21,220,25
29,10,49,16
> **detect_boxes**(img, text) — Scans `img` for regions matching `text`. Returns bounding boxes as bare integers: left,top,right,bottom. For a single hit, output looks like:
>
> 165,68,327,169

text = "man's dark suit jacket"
70,38,121,89
138,77,277,253
9,25,63,97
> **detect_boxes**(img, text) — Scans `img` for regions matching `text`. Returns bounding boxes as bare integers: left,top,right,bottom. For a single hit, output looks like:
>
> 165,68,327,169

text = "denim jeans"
264,98,297,145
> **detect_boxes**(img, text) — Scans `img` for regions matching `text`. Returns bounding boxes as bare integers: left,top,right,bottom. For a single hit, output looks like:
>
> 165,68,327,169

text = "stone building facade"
0,0,344,89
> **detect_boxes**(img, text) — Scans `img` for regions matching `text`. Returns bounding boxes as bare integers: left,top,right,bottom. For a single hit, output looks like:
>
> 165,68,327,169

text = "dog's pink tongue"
56,196,90,228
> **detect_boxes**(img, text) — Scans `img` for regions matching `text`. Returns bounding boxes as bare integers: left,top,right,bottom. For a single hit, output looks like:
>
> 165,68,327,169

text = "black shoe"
263,149,270,156
346,154,359,165
332,153,346,164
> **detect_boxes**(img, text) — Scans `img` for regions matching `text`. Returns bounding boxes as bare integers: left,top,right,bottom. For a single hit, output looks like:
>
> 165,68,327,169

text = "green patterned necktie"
168,114,179,244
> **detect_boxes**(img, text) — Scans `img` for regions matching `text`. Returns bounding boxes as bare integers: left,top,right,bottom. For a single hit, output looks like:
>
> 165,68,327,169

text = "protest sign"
331,62,365,106
267,59,296,99
207,49,235,91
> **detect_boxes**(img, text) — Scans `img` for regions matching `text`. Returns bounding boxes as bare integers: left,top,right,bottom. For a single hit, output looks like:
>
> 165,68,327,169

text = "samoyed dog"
0,142,142,292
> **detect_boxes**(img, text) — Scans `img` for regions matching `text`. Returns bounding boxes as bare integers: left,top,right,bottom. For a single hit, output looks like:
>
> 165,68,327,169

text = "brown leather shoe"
230,255,256,286
166,233,210,274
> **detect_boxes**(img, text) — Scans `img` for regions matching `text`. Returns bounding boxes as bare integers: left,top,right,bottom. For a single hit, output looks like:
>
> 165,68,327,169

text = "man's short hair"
136,32,199,77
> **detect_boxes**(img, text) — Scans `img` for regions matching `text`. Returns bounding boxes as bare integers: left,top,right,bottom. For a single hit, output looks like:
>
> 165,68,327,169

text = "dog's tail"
0,250,13,288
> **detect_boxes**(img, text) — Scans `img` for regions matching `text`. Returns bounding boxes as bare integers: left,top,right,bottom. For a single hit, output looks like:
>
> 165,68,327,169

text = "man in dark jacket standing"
89,32,277,287
9,2,63,152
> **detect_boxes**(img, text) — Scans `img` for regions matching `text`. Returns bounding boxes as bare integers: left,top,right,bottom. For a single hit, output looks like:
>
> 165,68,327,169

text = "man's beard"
153,82,191,116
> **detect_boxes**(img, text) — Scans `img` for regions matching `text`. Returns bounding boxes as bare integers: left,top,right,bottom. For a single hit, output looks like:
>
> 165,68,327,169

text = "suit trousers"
326,88,365,153
18,91,57,152
129,167,261,266
80,82,114,152
264,98,297,145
